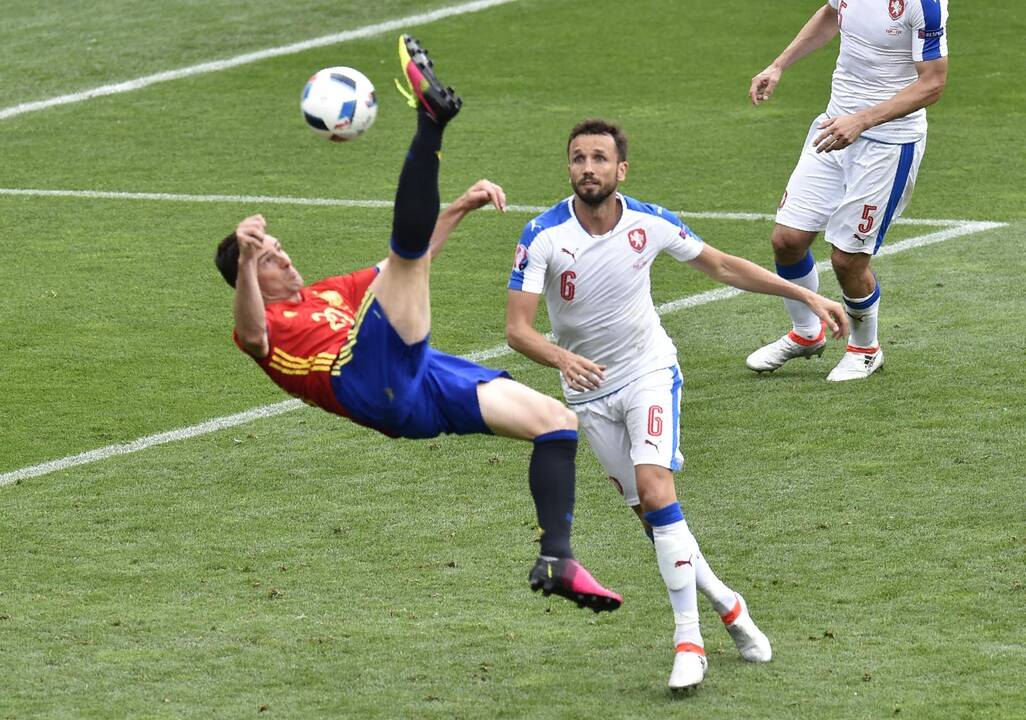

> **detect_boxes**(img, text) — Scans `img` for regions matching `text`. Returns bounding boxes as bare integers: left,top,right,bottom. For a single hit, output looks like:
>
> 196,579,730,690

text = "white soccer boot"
668,643,707,691
826,345,883,382
746,327,826,373
721,594,772,663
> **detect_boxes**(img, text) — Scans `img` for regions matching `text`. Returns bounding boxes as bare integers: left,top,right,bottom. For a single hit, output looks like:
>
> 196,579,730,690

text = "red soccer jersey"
235,267,378,417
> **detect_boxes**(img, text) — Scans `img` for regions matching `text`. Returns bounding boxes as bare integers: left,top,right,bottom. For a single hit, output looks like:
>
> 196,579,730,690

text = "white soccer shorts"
776,113,926,255
573,366,684,507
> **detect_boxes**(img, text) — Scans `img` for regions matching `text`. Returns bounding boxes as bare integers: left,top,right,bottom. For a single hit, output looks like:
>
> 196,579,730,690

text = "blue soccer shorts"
330,296,508,439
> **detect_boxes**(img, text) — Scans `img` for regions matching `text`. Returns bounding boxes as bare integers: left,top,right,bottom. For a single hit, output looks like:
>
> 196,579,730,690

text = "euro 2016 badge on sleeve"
513,244,529,271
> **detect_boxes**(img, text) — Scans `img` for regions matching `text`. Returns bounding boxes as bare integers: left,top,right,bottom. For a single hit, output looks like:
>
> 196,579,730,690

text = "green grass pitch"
1,1,1024,718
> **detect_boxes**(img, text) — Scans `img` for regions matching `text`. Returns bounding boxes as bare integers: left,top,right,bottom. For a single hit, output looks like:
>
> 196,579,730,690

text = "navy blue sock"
529,430,578,559
389,111,445,259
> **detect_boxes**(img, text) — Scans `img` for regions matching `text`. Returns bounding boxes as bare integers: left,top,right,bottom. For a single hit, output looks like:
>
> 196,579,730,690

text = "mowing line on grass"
0,214,1004,487
0,0,518,121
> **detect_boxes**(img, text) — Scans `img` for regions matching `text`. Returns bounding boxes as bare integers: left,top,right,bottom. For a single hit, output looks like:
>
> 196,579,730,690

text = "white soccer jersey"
508,194,704,403
826,0,949,143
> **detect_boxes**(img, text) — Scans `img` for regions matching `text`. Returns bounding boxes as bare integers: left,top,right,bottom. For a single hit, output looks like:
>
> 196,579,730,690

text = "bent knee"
771,225,815,263
538,398,577,434
525,395,577,437
636,475,677,512
829,247,871,279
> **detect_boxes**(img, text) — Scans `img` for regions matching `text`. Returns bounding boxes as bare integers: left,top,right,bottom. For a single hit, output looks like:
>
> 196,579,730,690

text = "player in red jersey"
213,35,621,613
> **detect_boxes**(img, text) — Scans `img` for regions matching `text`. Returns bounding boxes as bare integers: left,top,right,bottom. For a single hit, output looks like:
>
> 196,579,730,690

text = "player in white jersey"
506,119,849,690
746,0,949,380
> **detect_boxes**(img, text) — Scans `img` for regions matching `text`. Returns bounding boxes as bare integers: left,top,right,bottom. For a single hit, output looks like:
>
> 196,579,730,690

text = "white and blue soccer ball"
301,66,377,142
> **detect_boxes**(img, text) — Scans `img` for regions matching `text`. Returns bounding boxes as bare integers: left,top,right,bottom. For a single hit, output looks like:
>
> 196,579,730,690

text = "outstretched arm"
428,179,507,259
506,289,606,392
750,3,839,105
687,244,849,339
377,179,507,271
233,214,270,358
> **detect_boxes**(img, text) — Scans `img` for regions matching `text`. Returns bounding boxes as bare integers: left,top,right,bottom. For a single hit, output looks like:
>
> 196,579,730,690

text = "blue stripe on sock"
874,142,916,254
844,283,881,310
389,236,429,260
775,250,815,280
643,502,684,527
533,429,578,444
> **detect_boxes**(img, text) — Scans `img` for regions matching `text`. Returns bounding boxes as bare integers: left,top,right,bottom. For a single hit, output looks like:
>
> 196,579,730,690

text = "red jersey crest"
888,0,905,20
627,228,647,253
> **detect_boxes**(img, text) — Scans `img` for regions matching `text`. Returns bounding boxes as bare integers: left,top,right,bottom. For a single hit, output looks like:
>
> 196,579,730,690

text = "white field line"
0,213,1006,487
0,0,517,121
0,188,396,210
0,402,304,487
0,187,975,228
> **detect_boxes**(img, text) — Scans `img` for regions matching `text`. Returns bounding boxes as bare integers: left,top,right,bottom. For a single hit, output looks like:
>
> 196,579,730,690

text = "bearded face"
568,134,627,207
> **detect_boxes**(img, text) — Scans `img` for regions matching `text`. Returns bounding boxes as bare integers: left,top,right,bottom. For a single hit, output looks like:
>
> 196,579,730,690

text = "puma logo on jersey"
561,247,577,261
644,439,660,450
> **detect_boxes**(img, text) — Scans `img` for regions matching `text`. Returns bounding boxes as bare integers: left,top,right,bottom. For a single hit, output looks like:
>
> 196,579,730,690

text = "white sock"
673,610,702,648
776,250,822,339
682,526,737,616
652,519,703,647
843,283,881,349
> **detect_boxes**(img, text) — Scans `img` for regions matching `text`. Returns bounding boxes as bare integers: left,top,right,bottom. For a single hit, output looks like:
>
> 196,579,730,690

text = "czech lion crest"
628,228,647,253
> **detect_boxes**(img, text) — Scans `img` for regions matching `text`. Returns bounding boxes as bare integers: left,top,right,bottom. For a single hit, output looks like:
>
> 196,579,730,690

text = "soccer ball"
300,67,377,142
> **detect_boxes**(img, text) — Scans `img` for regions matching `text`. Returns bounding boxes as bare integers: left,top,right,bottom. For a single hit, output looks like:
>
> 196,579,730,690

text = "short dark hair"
567,118,628,162
215,232,240,288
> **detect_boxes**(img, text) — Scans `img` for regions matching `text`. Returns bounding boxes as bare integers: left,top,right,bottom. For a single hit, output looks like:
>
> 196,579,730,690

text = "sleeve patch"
513,243,529,271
